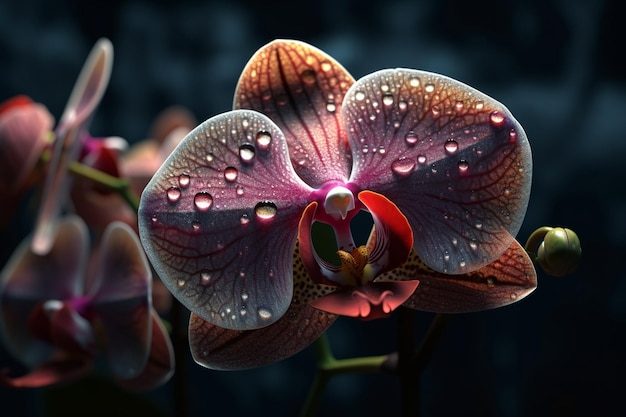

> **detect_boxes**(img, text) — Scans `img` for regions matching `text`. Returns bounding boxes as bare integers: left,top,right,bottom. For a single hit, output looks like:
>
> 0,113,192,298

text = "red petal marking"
345,69,532,275
0,358,92,388
309,280,419,320
383,238,537,313
358,190,413,274
235,39,355,187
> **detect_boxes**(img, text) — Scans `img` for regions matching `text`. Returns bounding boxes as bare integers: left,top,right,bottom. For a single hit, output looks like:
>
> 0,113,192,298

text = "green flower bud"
530,227,581,277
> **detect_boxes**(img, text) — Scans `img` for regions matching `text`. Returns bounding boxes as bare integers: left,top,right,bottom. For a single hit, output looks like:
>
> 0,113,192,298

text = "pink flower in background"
0,216,174,390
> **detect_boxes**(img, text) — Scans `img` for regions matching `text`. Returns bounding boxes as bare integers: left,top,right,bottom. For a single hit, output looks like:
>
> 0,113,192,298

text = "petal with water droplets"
378,238,537,313
189,243,336,370
139,110,313,330
345,69,532,274
235,39,354,187
89,222,152,380
0,216,88,367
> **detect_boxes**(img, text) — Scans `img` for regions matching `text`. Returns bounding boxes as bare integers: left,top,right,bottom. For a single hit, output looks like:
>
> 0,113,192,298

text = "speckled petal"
378,238,537,313
189,243,336,370
345,69,532,274
235,39,354,187
139,110,313,330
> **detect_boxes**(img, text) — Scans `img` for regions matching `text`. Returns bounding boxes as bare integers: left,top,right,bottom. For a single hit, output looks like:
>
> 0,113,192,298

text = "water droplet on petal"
255,131,272,150
240,213,250,225
200,270,211,285
490,110,505,127
254,201,277,220
509,128,518,143
355,91,365,101
404,131,418,145
457,159,469,173
177,279,186,288
241,292,249,302
487,276,496,287
417,154,427,164
469,240,478,250
321,61,332,72
444,140,459,154
409,77,420,87
178,173,190,188
431,105,441,118
258,307,273,320
391,157,416,176
224,166,238,182
167,186,181,203
455,100,464,111
301,69,316,85
236,186,244,196
239,143,256,163
382,93,394,106
326,101,336,113
424,83,435,93
194,192,213,211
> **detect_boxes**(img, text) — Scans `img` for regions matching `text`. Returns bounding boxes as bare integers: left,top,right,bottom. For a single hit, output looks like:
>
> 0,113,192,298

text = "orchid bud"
528,227,581,276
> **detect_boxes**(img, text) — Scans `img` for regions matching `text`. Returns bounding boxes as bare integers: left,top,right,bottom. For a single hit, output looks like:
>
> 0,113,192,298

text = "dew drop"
150,214,158,223
238,143,256,163
409,77,420,87
417,154,427,164
301,69,316,85
455,100,464,111
224,166,238,182
431,105,441,118
241,292,249,302
486,276,496,287
194,192,213,211
391,157,416,176
382,93,394,106
240,213,250,225
255,131,272,150
509,128,518,143
444,140,459,154
178,173,190,188
321,61,332,72
254,201,277,220
258,307,273,320
424,83,435,93
475,101,484,110
489,110,505,127
355,91,366,101
510,293,518,300
326,101,336,113
177,279,186,288
167,186,181,203
404,131,418,145
475,222,483,230
200,270,211,285
469,240,478,250
206,153,214,163
457,159,469,173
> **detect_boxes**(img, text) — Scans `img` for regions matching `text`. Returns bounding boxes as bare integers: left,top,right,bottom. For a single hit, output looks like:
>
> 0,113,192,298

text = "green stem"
299,333,389,417
68,160,140,212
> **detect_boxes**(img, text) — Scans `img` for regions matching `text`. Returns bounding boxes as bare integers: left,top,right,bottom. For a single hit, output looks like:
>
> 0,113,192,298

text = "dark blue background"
1,0,624,416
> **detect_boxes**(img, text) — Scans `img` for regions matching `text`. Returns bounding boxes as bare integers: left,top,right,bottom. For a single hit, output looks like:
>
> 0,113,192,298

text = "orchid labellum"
138,39,536,370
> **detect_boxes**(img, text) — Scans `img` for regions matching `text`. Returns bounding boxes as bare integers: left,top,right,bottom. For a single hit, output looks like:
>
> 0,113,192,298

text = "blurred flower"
0,95,54,223
138,39,537,369
0,216,174,390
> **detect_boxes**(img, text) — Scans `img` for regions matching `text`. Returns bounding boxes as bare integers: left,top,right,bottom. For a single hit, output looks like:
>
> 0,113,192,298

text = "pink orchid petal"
116,310,174,391
344,69,532,275
0,216,88,366
139,110,313,331
189,245,336,370
310,280,419,320
0,99,54,194
358,190,413,274
32,38,113,255
0,358,92,388
379,238,537,313
89,222,152,380
234,39,354,187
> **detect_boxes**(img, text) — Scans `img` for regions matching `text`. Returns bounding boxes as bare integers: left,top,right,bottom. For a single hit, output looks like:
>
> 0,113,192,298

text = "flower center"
324,185,355,220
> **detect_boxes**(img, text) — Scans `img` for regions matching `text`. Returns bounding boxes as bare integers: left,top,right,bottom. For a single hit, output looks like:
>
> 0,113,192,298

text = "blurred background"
1,0,623,416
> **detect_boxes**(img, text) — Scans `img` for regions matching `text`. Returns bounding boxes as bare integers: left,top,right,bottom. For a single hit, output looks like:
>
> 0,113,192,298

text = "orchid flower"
0,216,174,390
138,40,536,370
0,95,54,223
